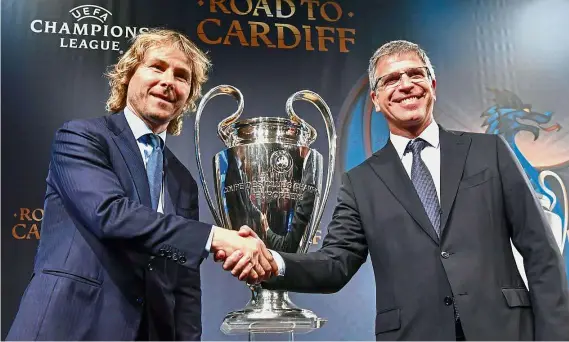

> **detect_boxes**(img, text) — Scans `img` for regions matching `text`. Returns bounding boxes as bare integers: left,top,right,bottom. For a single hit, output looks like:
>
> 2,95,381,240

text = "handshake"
210,226,278,284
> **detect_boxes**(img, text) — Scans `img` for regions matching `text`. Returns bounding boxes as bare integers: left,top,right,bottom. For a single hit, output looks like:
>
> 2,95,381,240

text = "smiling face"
370,52,437,138
126,45,192,133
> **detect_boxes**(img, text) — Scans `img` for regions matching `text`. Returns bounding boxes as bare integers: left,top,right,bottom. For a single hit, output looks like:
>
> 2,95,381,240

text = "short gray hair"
368,40,435,90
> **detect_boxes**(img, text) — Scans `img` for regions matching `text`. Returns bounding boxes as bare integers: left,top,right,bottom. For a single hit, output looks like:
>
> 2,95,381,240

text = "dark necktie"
405,138,441,236
142,133,163,211
405,139,461,323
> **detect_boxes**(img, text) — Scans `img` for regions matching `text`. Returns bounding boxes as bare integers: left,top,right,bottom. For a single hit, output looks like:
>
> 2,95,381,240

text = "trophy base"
220,287,326,336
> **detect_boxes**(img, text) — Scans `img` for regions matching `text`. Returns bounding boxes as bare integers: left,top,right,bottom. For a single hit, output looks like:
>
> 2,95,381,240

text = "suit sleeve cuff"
269,250,286,276
204,226,214,255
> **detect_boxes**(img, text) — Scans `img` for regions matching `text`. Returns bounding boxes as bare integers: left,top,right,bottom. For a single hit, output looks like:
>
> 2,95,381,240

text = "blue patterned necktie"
405,138,441,236
142,133,163,211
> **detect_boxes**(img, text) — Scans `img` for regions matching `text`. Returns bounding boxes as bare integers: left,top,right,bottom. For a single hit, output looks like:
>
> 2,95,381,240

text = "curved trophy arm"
194,85,244,226
286,90,337,253
539,170,568,254
216,86,245,143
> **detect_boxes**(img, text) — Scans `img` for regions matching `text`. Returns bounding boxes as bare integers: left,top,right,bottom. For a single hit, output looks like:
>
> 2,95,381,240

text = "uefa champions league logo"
29,4,149,52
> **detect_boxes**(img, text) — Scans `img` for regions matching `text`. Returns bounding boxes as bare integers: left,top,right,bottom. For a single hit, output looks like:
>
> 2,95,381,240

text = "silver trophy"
194,85,336,336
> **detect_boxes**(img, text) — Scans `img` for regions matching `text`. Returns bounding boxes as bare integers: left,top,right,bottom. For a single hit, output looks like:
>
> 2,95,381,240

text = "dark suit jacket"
7,112,212,341
264,127,569,340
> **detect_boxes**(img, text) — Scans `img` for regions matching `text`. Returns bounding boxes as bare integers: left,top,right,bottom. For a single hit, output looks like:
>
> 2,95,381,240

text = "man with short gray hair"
222,39,569,340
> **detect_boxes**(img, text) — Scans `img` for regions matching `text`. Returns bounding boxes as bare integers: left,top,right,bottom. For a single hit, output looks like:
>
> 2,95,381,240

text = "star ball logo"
270,150,293,173
29,4,149,53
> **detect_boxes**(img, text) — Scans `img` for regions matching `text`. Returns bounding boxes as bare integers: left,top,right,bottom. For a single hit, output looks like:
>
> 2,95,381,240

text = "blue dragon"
481,88,568,274
481,88,561,196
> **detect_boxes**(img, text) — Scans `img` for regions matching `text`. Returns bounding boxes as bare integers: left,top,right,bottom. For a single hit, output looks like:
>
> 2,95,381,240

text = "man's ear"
370,91,381,112
121,65,138,85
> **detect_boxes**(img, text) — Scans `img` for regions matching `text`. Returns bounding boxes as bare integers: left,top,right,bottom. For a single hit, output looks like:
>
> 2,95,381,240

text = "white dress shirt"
272,120,442,276
389,119,441,203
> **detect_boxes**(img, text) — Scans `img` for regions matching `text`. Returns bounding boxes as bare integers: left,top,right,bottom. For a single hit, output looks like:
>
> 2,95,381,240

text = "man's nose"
160,70,175,86
398,74,414,89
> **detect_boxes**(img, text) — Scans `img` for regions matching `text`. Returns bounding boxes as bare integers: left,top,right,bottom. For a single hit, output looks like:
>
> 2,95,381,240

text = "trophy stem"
220,285,326,336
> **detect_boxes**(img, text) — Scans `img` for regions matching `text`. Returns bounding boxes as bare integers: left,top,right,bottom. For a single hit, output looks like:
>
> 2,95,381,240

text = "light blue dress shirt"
124,106,214,253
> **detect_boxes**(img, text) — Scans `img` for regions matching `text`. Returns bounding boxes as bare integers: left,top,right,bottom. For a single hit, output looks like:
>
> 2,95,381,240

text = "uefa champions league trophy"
194,85,337,338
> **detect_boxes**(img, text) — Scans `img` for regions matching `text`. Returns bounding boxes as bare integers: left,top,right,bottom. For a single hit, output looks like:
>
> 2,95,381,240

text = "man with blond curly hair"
7,28,276,341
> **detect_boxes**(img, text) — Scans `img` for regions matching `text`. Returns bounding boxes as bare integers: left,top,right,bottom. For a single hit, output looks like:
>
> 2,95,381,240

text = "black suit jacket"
264,127,569,340
7,112,211,341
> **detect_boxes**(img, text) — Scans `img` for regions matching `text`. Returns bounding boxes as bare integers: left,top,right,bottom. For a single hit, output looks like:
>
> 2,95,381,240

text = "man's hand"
214,226,279,283
213,225,262,262
211,226,276,283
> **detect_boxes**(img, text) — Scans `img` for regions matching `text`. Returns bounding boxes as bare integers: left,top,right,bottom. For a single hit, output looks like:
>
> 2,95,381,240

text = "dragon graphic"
481,89,569,284
480,89,561,193
481,89,567,256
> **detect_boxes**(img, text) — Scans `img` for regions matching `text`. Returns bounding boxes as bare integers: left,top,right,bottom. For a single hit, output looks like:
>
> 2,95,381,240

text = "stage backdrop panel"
2,0,568,340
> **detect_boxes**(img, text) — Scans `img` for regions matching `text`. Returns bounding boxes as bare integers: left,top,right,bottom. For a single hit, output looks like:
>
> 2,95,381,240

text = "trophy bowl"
194,85,336,335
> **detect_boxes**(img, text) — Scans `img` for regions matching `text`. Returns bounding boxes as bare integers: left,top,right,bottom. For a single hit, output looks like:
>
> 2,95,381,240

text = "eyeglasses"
372,66,431,91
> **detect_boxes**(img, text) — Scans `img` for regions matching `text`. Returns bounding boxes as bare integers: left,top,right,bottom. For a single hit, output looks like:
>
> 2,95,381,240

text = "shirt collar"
124,106,167,147
390,119,440,159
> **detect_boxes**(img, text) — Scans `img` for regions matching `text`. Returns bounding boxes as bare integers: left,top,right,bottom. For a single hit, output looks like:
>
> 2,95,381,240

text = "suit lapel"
163,147,178,215
439,127,471,234
368,141,440,245
106,112,152,208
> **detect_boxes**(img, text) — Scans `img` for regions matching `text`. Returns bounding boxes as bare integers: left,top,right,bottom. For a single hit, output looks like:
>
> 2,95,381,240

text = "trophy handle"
216,86,245,144
285,90,337,252
194,85,244,226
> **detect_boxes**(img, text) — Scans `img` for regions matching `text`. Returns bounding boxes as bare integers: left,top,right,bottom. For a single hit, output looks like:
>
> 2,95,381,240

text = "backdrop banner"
3,0,568,340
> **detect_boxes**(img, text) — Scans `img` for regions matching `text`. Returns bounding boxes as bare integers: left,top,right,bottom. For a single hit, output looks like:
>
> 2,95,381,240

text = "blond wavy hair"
105,28,211,135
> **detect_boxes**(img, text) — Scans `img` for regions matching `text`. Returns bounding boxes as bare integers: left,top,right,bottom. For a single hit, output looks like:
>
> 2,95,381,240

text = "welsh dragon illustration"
481,89,567,254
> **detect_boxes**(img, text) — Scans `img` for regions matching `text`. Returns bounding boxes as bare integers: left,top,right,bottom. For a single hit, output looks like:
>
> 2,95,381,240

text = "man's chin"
394,114,432,133
147,112,175,125
399,113,427,126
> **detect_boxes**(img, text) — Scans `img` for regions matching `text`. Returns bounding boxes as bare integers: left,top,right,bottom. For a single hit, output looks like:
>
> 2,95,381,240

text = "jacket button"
136,297,144,305
444,296,454,306
178,256,187,264
441,251,450,259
